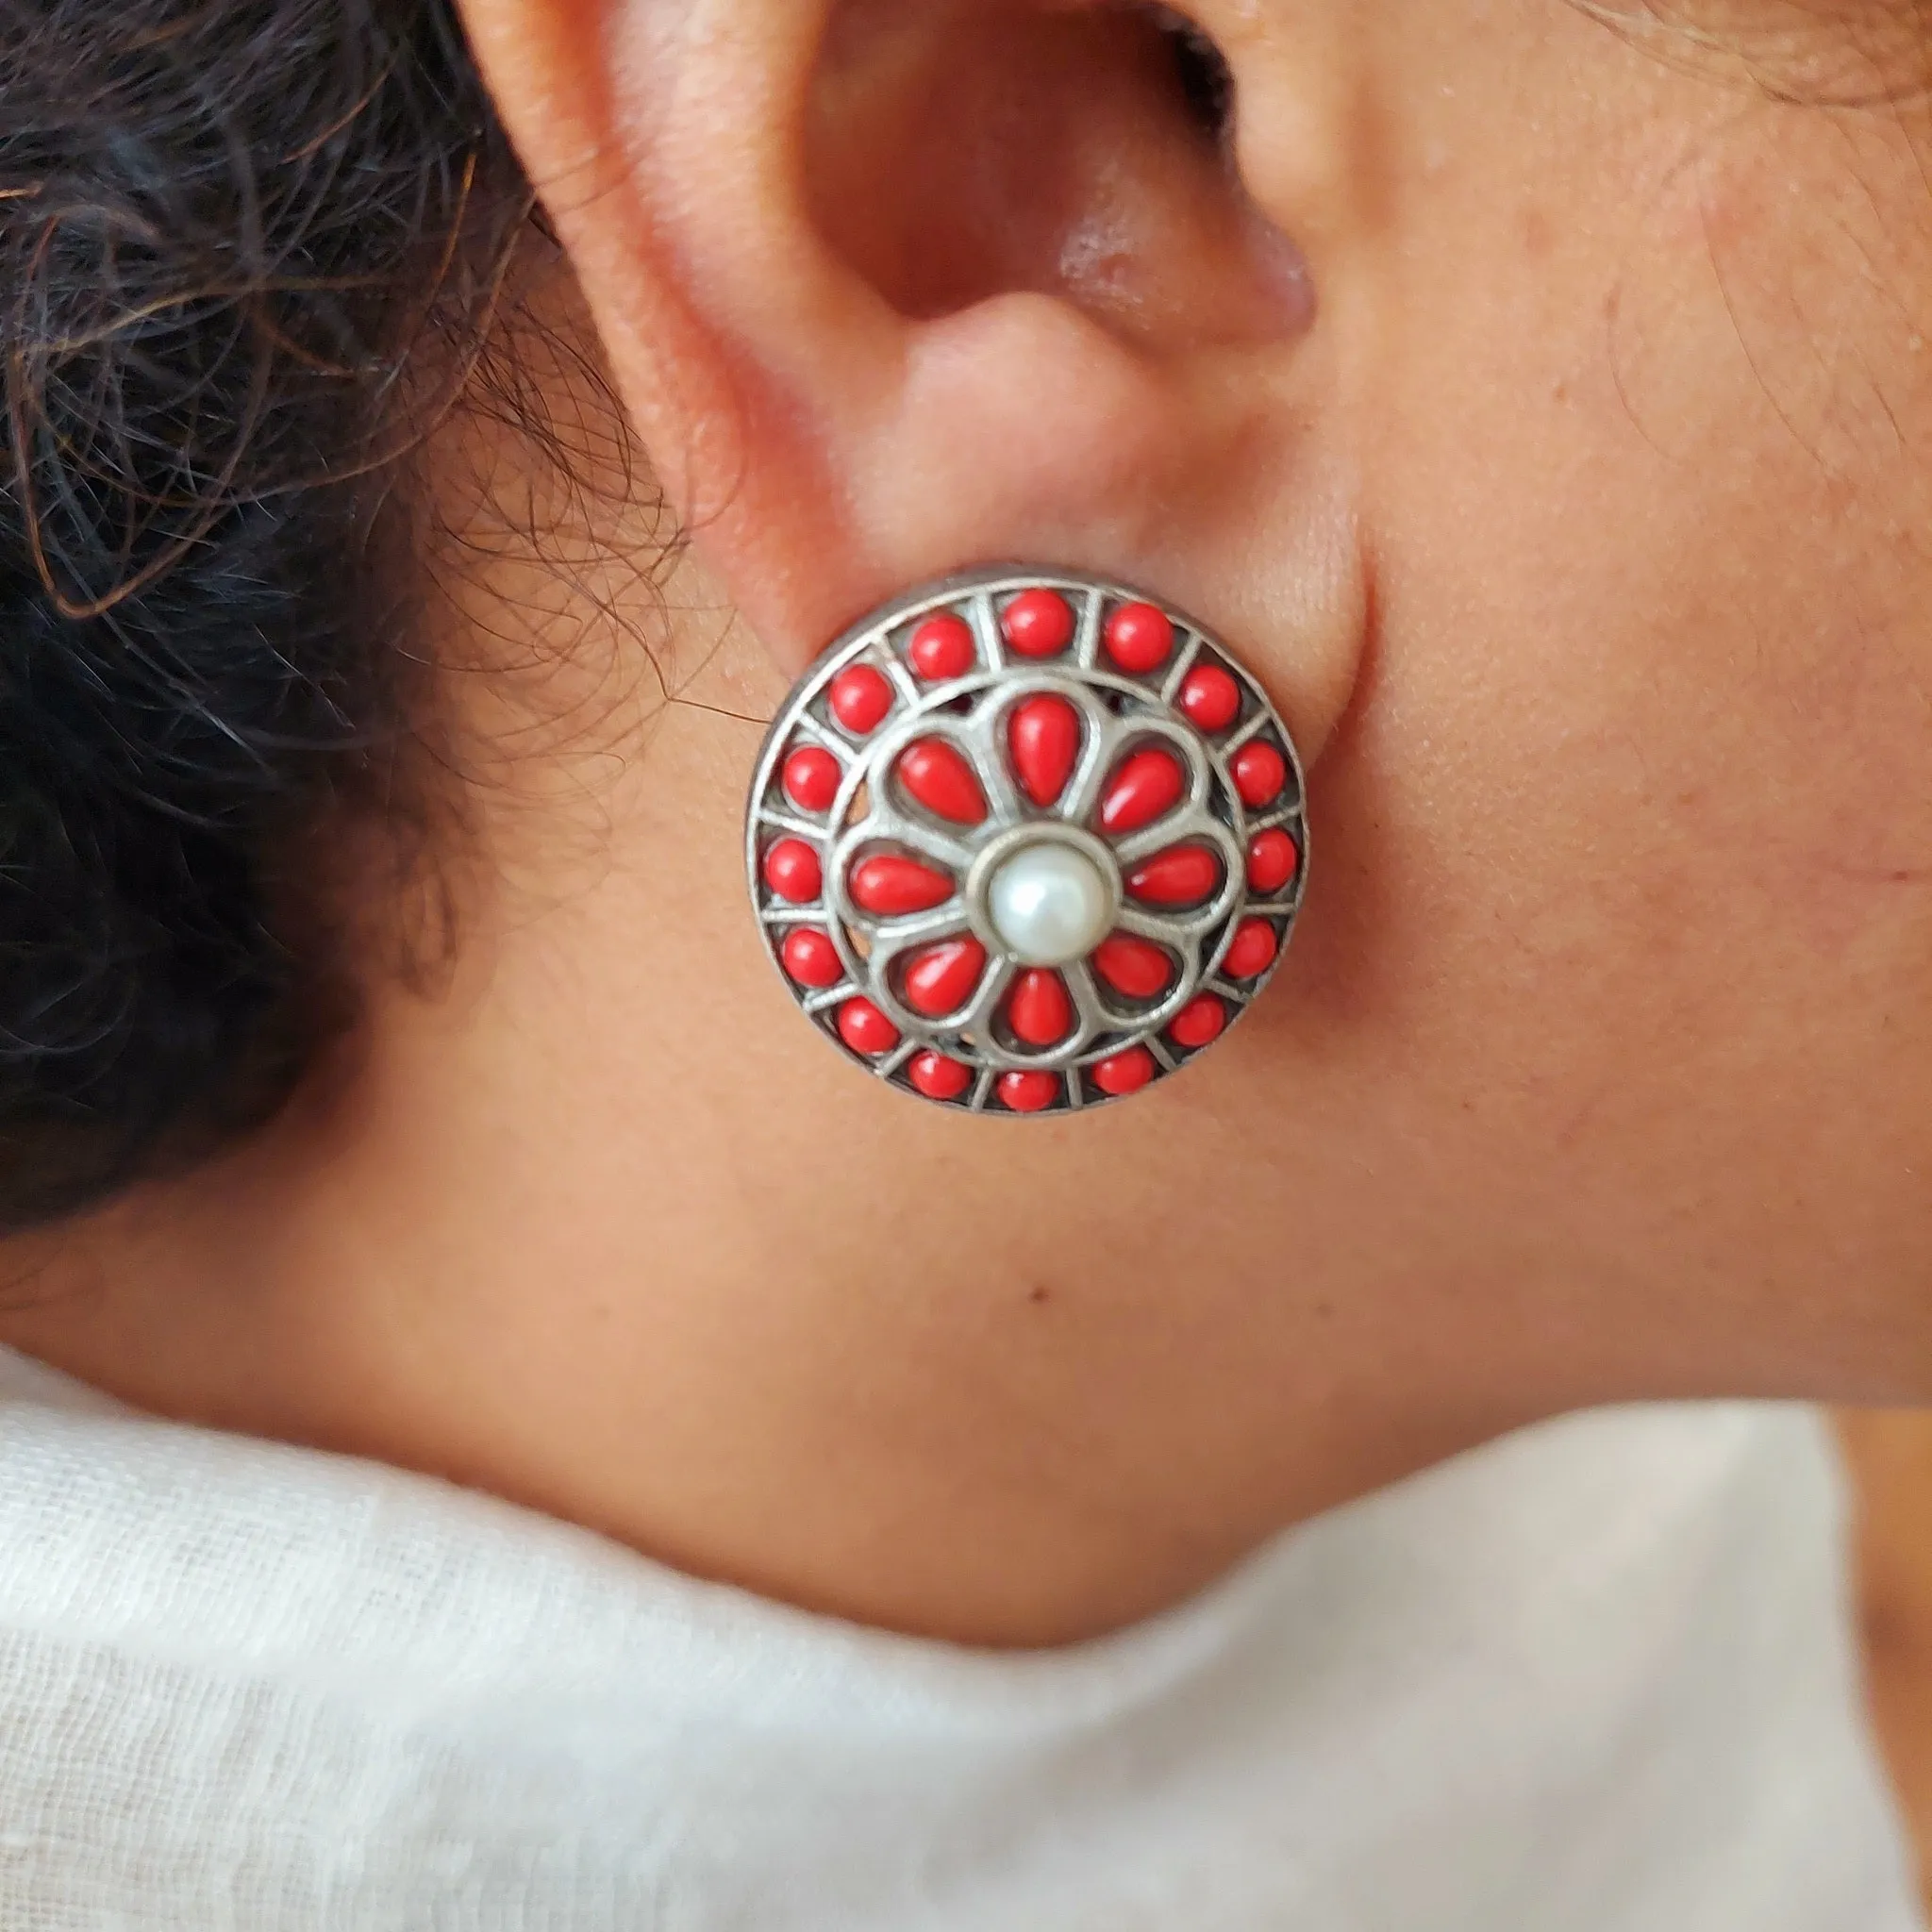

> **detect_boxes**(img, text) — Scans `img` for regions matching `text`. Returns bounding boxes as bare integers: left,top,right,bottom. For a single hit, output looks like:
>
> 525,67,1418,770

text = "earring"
746,567,1307,1114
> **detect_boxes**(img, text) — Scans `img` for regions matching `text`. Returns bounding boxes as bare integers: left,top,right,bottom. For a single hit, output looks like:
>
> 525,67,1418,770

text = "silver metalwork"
746,565,1308,1113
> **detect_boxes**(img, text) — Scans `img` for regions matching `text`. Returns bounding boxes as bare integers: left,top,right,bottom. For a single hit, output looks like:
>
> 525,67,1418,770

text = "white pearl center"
987,841,1115,967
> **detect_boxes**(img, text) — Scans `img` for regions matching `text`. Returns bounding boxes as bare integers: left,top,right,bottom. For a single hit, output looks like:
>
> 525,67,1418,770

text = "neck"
0,602,1529,1642
0,323,1536,1645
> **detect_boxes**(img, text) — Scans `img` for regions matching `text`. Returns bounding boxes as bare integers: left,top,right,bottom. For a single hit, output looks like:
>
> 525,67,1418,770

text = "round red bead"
1008,694,1083,809
829,664,894,735
1178,664,1241,733
763,839,823,904
780,927,841,989
901,937,988,1018
1007,968,1074,1047
838,998,900,1058
1224,919,1278,980
848,854,956,915
1091,934,1175,1000
999,1070,1061,1113
1092,1045,1158,1097
1246,828,1300,895
1099,746,1186,838
1170,994,1226,1051
1001,589,1074,658
1125,844,1221,908
908,614,976,682
895,738,988,826
782,746,841,814
1232,741,1289,808
908,1050,974,1102
1105,602,1174,674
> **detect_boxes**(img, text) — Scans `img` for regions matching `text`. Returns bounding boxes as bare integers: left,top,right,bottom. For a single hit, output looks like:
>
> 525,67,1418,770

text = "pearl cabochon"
986,841,1115,967
747,567,1308,1115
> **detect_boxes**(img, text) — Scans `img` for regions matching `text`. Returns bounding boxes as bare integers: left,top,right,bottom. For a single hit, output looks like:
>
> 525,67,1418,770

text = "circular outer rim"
745,564,1309,1115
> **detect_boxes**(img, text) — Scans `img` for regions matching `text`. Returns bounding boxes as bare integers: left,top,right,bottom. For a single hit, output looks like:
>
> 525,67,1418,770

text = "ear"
452,0,1366,755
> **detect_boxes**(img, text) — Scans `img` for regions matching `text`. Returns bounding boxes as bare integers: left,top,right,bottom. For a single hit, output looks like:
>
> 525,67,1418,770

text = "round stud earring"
745,566,1307,1114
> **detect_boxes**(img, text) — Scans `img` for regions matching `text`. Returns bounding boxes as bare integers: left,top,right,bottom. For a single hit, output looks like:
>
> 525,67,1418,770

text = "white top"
0,1346,1920,1931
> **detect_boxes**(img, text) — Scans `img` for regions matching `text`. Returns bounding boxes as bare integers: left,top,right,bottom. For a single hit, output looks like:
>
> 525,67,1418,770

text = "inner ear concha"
808,0,1302,352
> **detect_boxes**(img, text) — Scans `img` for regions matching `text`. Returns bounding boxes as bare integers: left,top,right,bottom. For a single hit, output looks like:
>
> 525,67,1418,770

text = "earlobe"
453,0,1365,766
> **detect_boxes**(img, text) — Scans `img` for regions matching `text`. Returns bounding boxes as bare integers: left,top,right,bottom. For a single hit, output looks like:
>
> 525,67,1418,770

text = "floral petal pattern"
751,571,1307,1113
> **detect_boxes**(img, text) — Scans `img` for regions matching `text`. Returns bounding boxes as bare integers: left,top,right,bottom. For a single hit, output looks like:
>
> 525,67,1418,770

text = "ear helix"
747,567,1307,1114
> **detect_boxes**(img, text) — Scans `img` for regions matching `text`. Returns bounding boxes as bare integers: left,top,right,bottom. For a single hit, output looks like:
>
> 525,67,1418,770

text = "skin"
5,0,1932,1647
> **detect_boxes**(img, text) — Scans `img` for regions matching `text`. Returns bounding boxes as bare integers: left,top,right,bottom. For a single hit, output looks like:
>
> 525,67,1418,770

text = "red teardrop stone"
896,739,988,826
1178,664,1241,732
849,854,956,916
838,998,901,1058
780,927,841,989
999,1070,1061,1113
1232,741,1289,808
1007,968,1074,1047
1098,746,1186,837
1224,919,1279,979
908,1051,974,1102
1091,934,1175,1000
1246,828,1300,894
908,614,976,682
782,746,841,814
1008,695,1082,809
1125,845,1221,908
1092,1045,1158,1097
763,839,823,904
901,937,988,1018
1104,603,1174,674
1170,994,1226,1050
1002,589,1074,658
829,665,894,735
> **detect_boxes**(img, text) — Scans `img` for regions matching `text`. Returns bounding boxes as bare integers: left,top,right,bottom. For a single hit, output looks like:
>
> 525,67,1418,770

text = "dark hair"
0,0,526,1230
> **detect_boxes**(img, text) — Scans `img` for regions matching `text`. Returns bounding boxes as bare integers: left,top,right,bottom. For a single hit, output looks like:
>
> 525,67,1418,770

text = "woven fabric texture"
0,1354,1921,1931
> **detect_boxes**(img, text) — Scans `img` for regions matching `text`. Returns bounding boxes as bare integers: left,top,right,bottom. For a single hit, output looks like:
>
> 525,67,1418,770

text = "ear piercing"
746,567,1307,1114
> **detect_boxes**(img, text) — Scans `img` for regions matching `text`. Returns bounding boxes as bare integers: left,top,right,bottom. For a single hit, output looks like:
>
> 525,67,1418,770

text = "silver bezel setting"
746,566,1308,1114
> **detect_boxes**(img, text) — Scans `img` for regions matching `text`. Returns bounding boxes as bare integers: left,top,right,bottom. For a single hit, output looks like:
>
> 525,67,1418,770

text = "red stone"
1091,934,1175,1000
1170,994,1226,1050
999,1070,1061,1113
1178,663,1241,733
895,739,988,826
1104,602,1174,674
1092,1045,1158,1097
1125,845,1221,908
1008,694,1082,808
1224,919,1278,979
780,927,841,989
1098,746,1186,837
782,746,841,814
1007,968,1074,1047
1001,589,1074,658
1232,741,1289,808
849,854,955,916
908,613,976,682
763,838,823,904
908,1050,974,1102
901,937,988,1018
838,998,900,1058
829,664,894,735
1246,828,1300,895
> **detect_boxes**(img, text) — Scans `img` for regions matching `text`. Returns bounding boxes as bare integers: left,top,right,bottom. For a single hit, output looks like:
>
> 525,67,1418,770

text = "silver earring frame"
745,565,1308,1115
